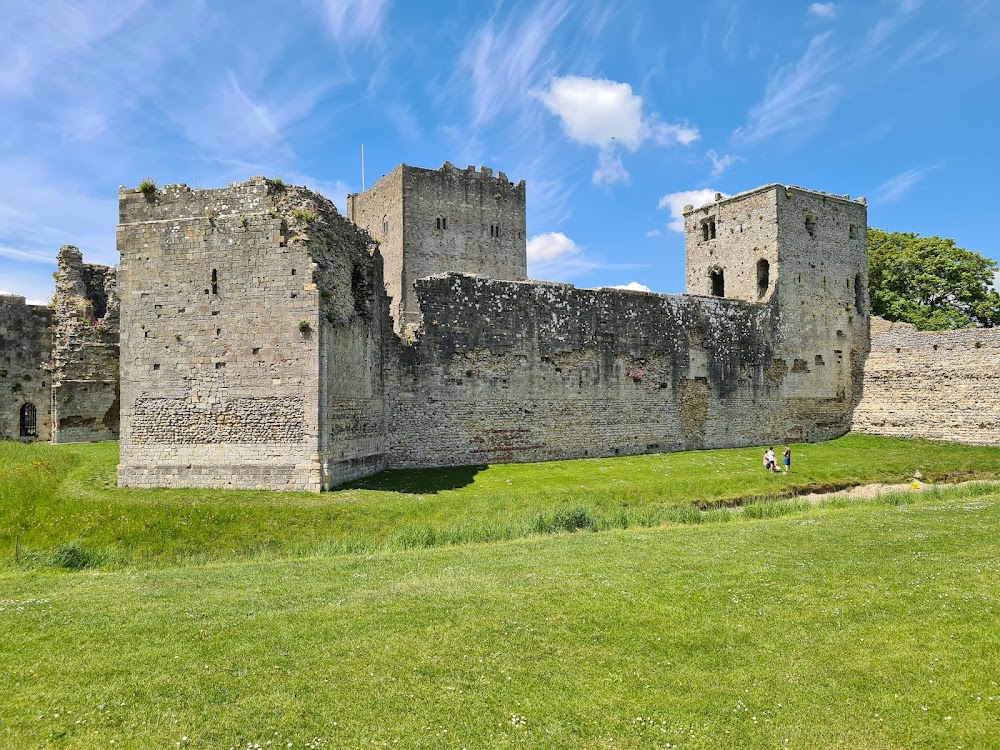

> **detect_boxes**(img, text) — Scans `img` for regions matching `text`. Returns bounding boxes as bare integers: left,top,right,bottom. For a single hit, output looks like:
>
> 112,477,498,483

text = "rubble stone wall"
0,295,53,441
51,245,120,443
384,274,860,469
852,317,1000,445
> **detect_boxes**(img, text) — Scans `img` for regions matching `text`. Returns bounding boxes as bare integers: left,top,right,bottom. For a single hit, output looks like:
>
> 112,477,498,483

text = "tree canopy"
867,228,1000,330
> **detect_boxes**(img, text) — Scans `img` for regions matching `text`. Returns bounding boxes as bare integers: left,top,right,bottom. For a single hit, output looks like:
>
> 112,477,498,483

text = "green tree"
867,228,1000,330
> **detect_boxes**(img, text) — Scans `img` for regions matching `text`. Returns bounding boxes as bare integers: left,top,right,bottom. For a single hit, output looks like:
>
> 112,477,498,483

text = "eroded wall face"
51,245,120,443
852,318,1000,445
117,180,326,491
346,167,404,326
0,296,52,441
383,275,860,470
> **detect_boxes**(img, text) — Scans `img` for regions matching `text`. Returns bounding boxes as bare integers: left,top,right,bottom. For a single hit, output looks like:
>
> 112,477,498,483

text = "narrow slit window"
382,215,389,235
854,273,864,312
19,403,37,437
435,216,447,231
211,269,218,295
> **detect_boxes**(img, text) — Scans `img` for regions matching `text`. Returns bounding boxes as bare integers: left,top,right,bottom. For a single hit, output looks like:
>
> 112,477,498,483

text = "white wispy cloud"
875,164,940,203
657,189,727,232
871,0,925,45
320,0,390,46
809,3,836,19
461,2,570,128
645,229,662,238
733,33,837,143
538,75,699,185
707,149,742,177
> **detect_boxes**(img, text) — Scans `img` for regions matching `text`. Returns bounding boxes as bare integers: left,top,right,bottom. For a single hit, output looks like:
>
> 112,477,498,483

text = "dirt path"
797,479,995,504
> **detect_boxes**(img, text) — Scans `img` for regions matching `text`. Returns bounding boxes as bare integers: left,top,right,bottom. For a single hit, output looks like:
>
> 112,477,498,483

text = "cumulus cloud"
538,75,699,185
809,3,836,18
527,231,579,265
733,33,837,143
657,189,727,232
607,281,653,293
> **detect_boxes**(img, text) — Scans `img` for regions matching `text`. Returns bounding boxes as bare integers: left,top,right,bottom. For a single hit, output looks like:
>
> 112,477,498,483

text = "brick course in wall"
851,317,1000,445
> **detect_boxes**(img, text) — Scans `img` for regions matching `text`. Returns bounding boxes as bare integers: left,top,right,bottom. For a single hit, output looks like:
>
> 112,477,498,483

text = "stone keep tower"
347,162,527,333
684,185,870,436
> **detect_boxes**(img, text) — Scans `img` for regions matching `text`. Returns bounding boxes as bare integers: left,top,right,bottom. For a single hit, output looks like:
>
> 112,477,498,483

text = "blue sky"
2,0,998,303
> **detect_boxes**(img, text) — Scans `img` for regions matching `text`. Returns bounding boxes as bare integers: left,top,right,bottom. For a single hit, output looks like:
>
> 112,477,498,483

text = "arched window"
854,273,864,312
710,267,725,297
19,403,37,438
211,268,218,295
701,218,717,241
435,216,447,231
756,259,770,297
382,215,389,235
490,223,501,238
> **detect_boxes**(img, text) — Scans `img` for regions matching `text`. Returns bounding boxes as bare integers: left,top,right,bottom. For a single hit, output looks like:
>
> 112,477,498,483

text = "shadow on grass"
342,464,487,494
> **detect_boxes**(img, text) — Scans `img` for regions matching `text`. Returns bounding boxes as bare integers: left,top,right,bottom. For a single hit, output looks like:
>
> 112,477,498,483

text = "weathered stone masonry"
116,178,382,491
851,317,1000,445
115,169,871,490
0,295,52,441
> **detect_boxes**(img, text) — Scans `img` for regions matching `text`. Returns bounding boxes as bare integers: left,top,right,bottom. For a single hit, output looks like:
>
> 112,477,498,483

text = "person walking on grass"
783,444,791,474
764,447,777,472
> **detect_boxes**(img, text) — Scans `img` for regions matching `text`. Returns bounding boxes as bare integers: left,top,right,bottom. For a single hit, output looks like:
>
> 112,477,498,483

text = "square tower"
348,162,527,333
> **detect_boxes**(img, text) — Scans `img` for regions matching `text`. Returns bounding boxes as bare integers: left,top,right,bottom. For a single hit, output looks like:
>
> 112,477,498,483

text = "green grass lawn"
2,434,1000,568
0,483,997,748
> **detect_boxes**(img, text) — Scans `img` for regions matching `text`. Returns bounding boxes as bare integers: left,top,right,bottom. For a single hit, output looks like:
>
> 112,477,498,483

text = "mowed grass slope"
1,485,997,748
2,434,1000,567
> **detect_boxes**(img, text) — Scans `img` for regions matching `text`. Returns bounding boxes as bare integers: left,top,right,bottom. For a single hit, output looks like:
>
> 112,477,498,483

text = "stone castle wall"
851,317,1000,445
51,245,120,443
116,178,368,491
0,295,53,441
382,273,858,470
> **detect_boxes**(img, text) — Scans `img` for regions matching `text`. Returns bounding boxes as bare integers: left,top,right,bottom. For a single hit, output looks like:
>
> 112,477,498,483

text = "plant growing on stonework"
206,209,218,223
138,178,157,196
265,177,285,191
297,319,311,332
290,207,318,223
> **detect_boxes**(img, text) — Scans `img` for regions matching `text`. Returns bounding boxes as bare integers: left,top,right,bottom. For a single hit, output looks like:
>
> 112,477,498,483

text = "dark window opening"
849,223,858,239
19,403,37,437
490,223,501,238
382,215,389,235
211,269,218,295
756,258,770,297
710,268,725,297
804,212,817,238
854,273,864,312
435,216,447,231
701,218,717,241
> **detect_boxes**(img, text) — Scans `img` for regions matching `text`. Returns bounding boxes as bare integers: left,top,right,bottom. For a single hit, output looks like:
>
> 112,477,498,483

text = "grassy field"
0,482,997,748
2,434,1000,568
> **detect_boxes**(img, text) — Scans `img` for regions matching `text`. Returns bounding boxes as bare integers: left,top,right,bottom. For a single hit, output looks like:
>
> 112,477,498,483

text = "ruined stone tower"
347,162,527,333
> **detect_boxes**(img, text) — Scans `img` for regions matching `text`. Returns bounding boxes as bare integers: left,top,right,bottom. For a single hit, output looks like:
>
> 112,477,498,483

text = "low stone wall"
852,317,1000,445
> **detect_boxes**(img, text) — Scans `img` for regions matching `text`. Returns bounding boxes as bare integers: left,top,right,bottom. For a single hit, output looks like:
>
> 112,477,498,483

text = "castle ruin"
110,164,870,491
